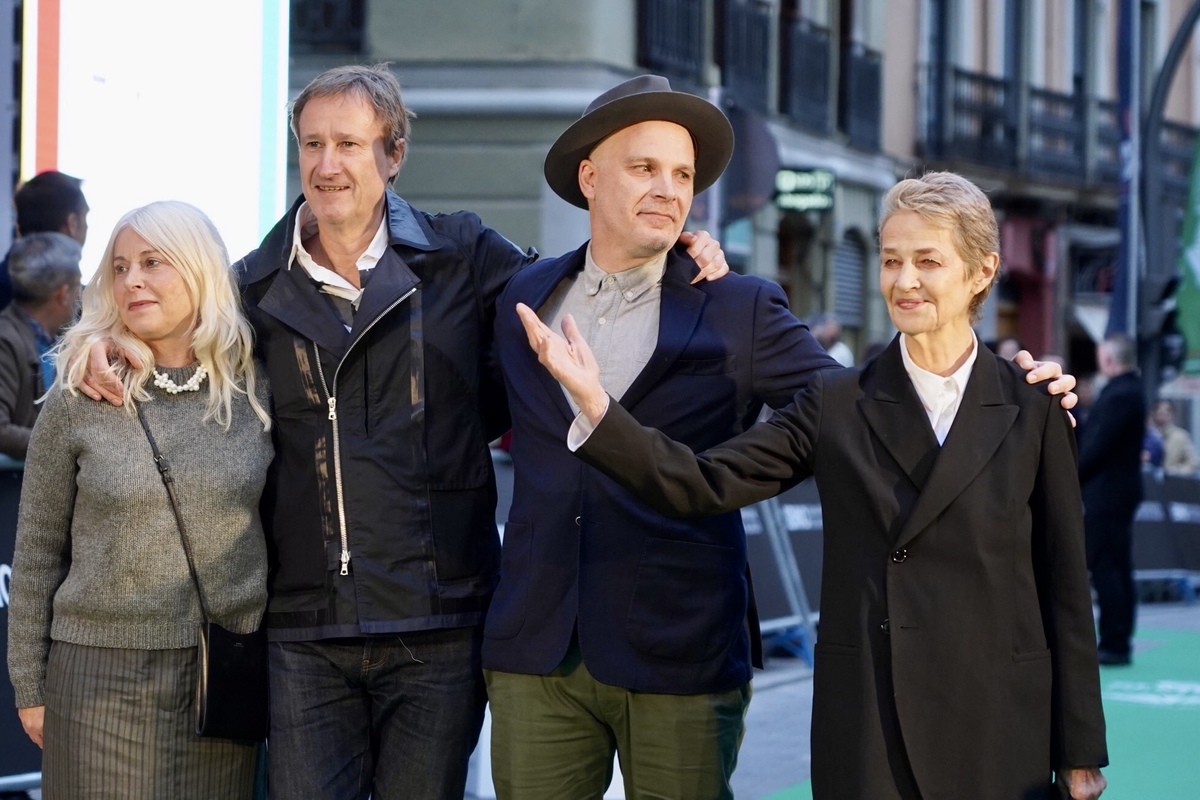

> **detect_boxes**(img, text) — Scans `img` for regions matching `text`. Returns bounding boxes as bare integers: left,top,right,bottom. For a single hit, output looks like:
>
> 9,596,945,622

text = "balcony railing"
923,66,1200,190
943,68,1017,169
1028,87,1083,178
722,0,772,113
637,0,705,86
1161,121,1198,199
291,0,364,54
839,42,881,151
780,18,831,135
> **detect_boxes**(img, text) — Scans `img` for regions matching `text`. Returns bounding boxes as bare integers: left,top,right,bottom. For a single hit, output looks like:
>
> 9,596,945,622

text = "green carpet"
760,626,1199,800
1094,627,1199,798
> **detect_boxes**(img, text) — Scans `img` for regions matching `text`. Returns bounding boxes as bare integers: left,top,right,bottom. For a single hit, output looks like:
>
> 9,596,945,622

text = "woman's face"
878,210,995,341
112,227,195,359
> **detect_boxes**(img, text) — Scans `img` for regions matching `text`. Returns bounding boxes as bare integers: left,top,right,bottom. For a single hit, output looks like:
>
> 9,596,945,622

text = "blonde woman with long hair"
7,201,272,798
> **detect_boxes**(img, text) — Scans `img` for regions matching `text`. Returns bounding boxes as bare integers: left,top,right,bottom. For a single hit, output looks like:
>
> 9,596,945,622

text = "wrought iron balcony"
291,0,364,54
839,42,881,152
1027,87,1083,178
780,17,831,135
722,0,772,113
943,68,1017,169
637,0,706,86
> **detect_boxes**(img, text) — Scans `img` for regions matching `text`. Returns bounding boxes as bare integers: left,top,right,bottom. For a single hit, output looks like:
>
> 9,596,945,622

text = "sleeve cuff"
567,396,610,452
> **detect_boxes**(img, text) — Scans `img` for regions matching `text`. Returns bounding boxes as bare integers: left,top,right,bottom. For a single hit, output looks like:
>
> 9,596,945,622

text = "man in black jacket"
1079,333,1146,666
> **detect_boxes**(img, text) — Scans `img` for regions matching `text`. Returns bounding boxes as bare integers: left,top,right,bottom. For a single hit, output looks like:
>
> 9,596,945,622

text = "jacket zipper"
313,285,419,576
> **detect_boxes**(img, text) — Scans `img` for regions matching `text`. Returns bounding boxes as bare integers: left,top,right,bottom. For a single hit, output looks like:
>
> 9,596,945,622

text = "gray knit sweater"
7,365,272,708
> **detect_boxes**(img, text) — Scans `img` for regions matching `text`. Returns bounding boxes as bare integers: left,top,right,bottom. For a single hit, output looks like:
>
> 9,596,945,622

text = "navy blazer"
482,242,836,694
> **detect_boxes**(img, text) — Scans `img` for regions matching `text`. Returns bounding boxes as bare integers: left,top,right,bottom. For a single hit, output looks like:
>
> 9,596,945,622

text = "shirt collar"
899,331,978,412
583,244,667,300
287,201,390,291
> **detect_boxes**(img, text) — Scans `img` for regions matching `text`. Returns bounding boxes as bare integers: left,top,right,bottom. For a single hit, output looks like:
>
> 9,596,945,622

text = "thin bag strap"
136,403,211,624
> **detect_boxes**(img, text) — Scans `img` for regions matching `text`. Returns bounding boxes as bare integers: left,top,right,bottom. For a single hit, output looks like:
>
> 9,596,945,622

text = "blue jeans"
266,626,486,800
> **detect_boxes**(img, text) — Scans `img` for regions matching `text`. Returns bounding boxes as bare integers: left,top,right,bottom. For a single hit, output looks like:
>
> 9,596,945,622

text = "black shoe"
1097,649,1132,666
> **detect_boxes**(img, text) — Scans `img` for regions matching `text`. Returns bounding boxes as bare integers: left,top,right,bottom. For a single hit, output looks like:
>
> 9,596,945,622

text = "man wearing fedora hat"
481,74,841,799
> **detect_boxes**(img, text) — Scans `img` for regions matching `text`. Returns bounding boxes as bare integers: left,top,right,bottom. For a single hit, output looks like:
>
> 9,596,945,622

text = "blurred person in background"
1078,333,1145,667
1150,399,1197,475
7,201,272,798
0,232,82,459
809,312,854,366
994,336,1023,361
1,172,90,310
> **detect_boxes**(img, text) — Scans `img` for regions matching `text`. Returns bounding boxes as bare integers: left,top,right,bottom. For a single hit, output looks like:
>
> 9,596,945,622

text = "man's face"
297,92,403,232
579,120,695,266
1154,401,1173,427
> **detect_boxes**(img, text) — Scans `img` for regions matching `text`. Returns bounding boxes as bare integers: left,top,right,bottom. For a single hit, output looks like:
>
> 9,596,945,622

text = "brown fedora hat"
544,75,734,209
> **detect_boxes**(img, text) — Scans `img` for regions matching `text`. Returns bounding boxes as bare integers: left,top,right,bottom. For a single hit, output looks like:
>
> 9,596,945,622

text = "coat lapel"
349,247,421,343
525,245,591,424
857,336,941,490
894,346,1019,548
258,263,351,360
619,247,706,410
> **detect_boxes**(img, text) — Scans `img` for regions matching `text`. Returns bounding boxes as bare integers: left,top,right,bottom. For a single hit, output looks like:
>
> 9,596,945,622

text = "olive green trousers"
485,644,751,800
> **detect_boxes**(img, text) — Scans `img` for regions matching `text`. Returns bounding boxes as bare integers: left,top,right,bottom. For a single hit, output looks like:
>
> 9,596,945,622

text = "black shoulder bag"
137,405,269,742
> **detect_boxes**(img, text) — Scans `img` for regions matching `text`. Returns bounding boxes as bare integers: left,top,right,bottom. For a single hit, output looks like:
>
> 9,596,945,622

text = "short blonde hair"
56,201,270,430
879,171,1001,323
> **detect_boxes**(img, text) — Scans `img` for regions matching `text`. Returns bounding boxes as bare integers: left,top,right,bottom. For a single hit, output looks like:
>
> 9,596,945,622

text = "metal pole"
1125,0,1142,339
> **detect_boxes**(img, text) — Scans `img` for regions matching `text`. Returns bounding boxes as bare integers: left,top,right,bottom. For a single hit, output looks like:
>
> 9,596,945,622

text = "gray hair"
8,231,82,304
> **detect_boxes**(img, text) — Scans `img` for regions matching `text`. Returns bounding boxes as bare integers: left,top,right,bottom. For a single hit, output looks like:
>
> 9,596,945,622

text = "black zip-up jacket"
237,192,536,640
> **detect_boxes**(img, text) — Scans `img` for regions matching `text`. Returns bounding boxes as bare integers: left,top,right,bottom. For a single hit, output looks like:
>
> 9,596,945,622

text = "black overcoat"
578,336,1108,800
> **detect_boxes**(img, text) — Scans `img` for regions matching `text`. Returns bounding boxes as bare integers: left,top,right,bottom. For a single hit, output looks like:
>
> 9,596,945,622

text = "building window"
291,0,365,55
832,231,866,329
637,0,706,85
836,0,881,150
718,0,773,112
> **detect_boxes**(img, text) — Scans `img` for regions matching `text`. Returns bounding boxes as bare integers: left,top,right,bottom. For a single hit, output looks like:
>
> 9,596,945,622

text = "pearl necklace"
152,364,209,394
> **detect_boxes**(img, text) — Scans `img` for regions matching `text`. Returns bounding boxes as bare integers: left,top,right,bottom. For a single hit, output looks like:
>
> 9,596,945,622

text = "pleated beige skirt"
41,641,258,800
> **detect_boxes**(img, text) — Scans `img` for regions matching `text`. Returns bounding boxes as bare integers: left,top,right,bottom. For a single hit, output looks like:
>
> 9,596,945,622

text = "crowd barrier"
1132,472,1200,600
0,462,41,791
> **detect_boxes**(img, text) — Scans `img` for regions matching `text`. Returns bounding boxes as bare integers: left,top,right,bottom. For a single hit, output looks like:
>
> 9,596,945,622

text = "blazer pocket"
484,523,532,640
1012,647,1052,663
625,538,743,663
814,641,861,657
671,355,738,376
